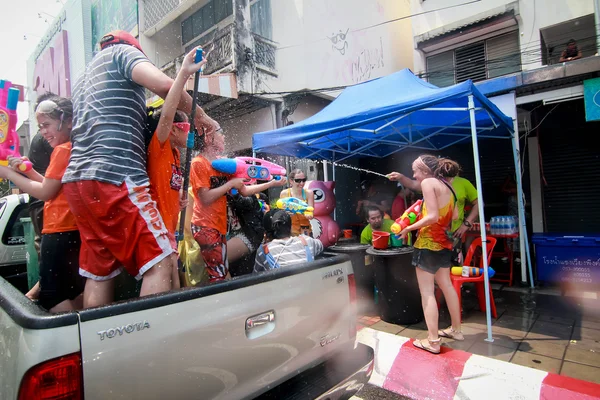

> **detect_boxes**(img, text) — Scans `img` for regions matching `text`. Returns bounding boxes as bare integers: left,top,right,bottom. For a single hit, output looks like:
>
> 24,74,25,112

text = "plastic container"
389,234,403,247
343,229,353,238
532,234,600,286
372,231,390,249
20,217,39,289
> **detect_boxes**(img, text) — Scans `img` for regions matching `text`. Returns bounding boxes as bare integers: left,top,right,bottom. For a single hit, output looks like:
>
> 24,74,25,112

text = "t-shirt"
254,236,324,272
451,177,478,232
27,133,54,206
189,155,228,234
360,219,394,245
42,143,77,234
391,194,406,220
147,134,182,234
63,44,151,186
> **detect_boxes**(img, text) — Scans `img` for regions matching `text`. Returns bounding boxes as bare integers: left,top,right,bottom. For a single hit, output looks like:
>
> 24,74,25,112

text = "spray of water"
316,160,389,178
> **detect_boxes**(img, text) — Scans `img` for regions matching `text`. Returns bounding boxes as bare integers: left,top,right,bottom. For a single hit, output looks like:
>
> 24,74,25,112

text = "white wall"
410,0,595,74
142,22,185,69
266,0,414,92
221,106,276,152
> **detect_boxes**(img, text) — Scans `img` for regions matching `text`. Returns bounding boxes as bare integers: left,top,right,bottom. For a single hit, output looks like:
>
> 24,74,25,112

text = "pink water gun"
0,80,32,172
211,157,286,183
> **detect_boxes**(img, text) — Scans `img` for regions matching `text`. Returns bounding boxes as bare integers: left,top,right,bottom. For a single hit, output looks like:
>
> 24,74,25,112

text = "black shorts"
38,231,85,310
412,248,453,274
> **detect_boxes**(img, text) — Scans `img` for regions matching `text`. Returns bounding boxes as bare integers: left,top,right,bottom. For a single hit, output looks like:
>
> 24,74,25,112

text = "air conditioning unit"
516,108,531,133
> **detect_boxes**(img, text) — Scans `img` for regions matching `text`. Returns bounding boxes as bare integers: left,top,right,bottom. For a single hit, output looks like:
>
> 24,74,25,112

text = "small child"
146,47,206,289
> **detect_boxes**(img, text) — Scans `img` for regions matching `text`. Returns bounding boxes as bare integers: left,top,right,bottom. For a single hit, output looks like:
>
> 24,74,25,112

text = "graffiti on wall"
349,36,385,84
33,30,71,97
328,29,349,55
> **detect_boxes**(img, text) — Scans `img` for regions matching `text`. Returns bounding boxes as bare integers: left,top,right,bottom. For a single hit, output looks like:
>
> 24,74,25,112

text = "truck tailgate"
77,255,356,400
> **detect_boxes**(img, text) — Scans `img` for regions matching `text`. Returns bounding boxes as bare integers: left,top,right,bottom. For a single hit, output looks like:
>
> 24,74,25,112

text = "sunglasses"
294,178,307,183
173,122,190,132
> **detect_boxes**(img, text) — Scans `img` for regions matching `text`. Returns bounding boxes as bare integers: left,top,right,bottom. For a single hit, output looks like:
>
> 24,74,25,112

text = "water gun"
275,197,314,217
390,199,423,235
0,80,32,172
211,157,286,183
451,266,496,279
257,198,270,213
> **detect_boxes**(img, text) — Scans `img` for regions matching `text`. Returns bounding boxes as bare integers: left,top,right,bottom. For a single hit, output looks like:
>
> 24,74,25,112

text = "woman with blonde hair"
279,168,314,236
394,155,463,354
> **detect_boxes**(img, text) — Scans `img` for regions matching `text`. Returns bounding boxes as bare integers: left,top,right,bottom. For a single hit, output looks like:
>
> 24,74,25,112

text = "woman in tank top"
396,155,464,354
279,169,314,236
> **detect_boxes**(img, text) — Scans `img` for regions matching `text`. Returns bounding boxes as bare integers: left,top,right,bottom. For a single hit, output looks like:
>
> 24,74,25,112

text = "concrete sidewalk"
357,327,600,400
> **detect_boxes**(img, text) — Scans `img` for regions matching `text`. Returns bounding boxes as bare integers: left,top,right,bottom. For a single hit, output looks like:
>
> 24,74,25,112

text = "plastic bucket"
372,231,390,249
343,229,353,238
390,234,403,247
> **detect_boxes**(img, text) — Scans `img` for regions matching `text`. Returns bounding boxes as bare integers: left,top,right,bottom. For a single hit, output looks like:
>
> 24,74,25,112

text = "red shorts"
191,225,228,282
63,179,173,281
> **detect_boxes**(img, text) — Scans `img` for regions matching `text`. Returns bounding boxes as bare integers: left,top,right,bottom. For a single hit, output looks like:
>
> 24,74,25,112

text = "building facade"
407,0,599,239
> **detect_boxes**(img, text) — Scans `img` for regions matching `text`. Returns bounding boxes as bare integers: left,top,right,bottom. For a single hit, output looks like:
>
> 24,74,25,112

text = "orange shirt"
147,134,182,234
42,143,78,234
189,155,228,235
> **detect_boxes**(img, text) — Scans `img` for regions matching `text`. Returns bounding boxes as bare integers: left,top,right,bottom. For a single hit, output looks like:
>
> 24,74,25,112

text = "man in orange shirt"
147,48,206,289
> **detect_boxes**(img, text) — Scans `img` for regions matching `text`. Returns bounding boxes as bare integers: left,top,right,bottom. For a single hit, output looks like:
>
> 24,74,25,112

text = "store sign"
583,77,600,122
33,30,71,97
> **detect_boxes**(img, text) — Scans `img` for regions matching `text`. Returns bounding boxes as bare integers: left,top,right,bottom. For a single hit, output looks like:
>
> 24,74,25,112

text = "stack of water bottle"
490,216,518,235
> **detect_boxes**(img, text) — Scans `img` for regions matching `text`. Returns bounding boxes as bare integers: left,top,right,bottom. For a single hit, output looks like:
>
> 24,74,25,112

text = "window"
251,0,272,40
540,14,595,65
425,31,521,87
181,0,233,45
2,205,29,246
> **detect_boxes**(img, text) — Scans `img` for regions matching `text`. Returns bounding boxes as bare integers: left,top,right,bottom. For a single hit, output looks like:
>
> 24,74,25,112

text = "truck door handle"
246,310,275,330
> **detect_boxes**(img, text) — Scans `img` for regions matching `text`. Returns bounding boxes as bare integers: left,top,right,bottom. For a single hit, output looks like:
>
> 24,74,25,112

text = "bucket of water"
343,229,353,238
390,234,403,247
372,231,390,249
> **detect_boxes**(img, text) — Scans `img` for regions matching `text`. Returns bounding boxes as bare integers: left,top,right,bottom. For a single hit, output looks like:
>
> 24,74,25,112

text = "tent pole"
468,95,494,342
323,160,329,181
511,119,535,288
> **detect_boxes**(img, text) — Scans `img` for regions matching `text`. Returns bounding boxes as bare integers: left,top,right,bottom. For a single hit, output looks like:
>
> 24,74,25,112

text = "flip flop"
413,338,441,354
438,327,464,341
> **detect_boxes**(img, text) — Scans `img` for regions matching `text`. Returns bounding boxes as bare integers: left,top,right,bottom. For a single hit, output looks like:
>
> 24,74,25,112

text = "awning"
252,69,513,162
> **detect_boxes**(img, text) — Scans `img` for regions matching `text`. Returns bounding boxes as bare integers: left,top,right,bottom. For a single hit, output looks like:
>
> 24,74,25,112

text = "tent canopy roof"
252,69,514,161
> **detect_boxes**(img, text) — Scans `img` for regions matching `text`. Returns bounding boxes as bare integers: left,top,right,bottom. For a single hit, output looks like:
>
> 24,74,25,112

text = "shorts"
38,231,86,310
191,225,228,282
412,248,453,274
229,230,256,253
63,179,173,281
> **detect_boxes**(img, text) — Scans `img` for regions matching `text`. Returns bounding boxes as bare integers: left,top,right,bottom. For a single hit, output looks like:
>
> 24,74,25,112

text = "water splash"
316,160,388,178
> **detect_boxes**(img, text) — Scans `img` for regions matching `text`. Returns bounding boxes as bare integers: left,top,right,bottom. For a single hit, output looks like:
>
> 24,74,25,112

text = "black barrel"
366,246,423,325
328,243,374,313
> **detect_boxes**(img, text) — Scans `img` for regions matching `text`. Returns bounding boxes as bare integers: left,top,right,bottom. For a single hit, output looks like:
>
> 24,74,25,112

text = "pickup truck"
0,193,30,293
0,249,374,399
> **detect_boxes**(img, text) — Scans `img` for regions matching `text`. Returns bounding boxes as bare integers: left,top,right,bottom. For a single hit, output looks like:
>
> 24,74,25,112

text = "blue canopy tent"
253,69,533,341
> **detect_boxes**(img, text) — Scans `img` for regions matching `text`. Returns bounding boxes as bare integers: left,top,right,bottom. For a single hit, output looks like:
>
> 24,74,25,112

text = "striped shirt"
254,236,324,272
63,44,151,186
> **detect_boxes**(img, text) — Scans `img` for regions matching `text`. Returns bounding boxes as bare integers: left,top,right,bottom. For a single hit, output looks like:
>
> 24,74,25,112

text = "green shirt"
360,219,394,244
451,177,478,232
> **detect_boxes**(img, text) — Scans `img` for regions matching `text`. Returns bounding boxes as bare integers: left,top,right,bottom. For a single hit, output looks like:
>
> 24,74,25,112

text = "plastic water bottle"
490,217,497,235
501,216,509,235
509,217,516,234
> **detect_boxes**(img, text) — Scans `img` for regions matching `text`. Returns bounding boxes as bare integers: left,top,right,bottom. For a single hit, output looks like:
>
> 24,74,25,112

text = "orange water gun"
390,199,423,235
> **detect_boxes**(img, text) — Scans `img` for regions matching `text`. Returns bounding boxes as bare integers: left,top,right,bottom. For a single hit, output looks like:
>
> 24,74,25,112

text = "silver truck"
0,249,374,399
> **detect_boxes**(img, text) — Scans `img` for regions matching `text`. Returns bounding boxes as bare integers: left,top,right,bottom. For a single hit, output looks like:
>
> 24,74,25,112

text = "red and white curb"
357,327,600,400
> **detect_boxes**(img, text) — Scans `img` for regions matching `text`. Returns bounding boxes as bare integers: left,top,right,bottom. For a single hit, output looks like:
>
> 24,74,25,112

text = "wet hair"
567,38,576,45
35,96,74,130
417,154,460,179
144,107,188,147
263,209,291,240
289,169,306,180
366,206,383,219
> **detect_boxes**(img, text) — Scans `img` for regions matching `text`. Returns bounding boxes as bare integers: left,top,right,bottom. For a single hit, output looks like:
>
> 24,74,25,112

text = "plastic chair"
437,237,498,320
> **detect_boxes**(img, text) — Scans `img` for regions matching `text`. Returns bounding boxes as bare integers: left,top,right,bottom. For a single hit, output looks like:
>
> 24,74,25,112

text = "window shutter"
487,31,521,78
251,0,273,40
455,42,486,83
426,51,455,87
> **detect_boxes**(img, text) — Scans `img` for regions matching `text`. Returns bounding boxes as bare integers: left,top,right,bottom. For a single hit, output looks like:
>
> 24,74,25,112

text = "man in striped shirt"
254,210,324,272
62,30,220,308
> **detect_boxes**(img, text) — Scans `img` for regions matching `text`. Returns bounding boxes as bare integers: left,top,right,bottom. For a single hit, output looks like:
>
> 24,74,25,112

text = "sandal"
438,326,464,341
413,338,441,354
